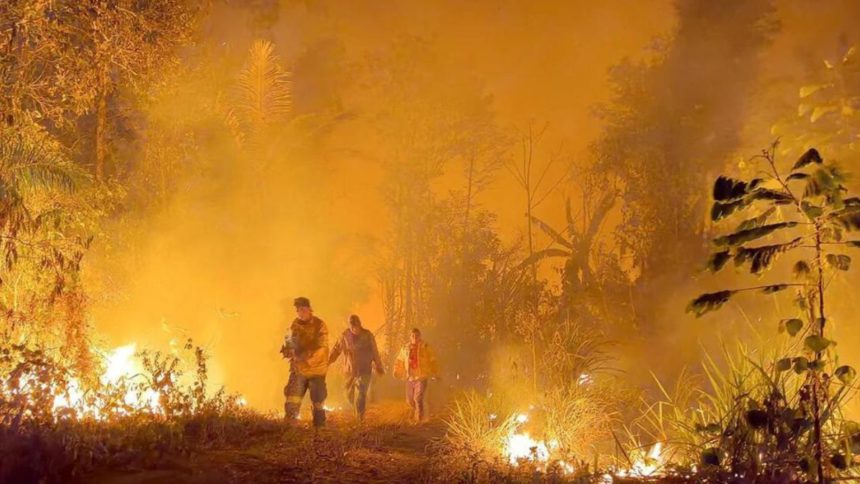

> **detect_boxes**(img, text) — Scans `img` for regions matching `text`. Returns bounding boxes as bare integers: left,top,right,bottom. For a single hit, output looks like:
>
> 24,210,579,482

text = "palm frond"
235,39,292,131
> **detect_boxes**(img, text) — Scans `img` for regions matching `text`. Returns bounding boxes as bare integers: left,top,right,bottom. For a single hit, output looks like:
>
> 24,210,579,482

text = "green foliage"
712,176,761,202
687,144,860,481
687,290,735,317
733,238,802,274
712,222,798,247
780,318,804,337
825,254,851,271
803,335,831,354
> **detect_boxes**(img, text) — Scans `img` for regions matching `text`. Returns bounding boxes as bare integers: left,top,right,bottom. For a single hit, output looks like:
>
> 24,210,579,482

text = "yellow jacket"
286,316,329,377
393,341,439,380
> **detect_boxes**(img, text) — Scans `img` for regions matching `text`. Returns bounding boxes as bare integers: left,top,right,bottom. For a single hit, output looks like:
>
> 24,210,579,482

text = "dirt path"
84,403,447,484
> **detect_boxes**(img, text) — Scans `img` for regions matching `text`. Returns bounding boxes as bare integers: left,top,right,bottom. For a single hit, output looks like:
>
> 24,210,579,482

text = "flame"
505,432,550,465
102,343,138,384
617,442,666,477
499,411,575,475
49,342,163,419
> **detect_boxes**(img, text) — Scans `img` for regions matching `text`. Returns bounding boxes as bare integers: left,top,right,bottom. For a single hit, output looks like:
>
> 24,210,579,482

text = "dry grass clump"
444,389,519,458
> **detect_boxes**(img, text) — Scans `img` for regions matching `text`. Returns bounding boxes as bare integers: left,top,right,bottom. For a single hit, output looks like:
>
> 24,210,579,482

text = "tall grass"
625,341,860,480
445,390,519,458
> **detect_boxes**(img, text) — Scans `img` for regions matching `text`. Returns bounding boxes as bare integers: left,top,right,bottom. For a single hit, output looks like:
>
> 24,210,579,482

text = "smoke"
78,0,860,412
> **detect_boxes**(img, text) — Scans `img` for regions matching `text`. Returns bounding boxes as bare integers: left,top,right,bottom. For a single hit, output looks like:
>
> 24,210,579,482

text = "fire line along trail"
4,1,860,483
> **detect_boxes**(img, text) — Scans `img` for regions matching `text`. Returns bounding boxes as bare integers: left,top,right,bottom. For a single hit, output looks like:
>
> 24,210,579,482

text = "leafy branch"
688,143,860,482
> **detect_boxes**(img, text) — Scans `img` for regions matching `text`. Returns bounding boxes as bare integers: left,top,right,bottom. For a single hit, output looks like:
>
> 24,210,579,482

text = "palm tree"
225,40,292,150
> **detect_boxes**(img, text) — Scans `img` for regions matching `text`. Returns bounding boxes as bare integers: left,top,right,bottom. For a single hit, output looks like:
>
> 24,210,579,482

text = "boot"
312,408,326,427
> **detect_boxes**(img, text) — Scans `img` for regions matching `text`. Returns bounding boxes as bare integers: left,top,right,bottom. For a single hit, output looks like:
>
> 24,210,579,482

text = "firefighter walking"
280,297,329,427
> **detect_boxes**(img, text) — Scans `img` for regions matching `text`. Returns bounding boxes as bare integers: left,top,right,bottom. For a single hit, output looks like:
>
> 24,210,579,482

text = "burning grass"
437,381,624,481
0,339,267,482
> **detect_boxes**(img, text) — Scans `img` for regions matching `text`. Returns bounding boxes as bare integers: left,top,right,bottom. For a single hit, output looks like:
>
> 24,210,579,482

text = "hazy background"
76,0,860,411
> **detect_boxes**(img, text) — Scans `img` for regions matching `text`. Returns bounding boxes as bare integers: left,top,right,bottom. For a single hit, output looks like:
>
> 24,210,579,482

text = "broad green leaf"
782,318,803,337
835,365,857,384
831,208,860,231
820,225,843,242
735,207,775,232
793,357,809,374
713,222,798,247
793,260,811,278
706,251,731,272
809,359,826,371
804,335,831,353
801,201,823,219
792,148,823,170
687,290,736,317
711,198,751,221
826,253,851,271
733,237,802,274
749,188,794,204
804,168,841,199
776,358,792,372
713,176,760,202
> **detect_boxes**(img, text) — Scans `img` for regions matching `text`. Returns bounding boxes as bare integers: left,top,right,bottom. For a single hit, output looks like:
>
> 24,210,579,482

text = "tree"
0,0,202,180
225,39,292,155
689,143,860,482
594,0,776,328
0,122,96,367
366,37,503,366
772,44,860,161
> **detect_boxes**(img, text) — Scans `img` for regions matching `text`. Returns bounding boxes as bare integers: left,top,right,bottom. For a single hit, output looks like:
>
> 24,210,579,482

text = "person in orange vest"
393,328,439,422
329,314,385,421
280,297,329,427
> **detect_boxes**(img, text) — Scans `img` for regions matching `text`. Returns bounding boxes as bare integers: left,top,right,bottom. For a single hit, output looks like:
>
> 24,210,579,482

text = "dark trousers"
345,374,372,419
284,372,327,427
406,378,428,421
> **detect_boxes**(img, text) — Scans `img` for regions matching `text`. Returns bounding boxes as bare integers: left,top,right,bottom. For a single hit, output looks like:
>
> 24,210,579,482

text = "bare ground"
82,401,446,484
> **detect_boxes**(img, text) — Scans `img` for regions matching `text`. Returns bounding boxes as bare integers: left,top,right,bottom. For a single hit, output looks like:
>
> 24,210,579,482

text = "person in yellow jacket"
280,297,329,427
393,328,439,422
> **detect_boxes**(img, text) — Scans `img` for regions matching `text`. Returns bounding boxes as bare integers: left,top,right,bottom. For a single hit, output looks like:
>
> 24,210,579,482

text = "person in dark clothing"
329,314,384,421
280,297,329,427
